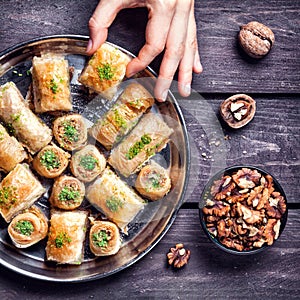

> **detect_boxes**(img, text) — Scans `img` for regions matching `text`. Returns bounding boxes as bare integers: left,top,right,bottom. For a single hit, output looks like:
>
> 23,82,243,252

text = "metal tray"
0,35,190,282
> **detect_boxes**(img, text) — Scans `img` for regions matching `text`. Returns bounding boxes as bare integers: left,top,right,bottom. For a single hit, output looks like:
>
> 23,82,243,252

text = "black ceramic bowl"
199,165,288,255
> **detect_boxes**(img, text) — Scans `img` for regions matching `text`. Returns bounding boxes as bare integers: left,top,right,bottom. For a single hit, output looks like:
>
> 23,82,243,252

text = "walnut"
202,167,287,252
263,219,281,245
232,168,261,189
167,243,191,268
219,94,256,128
210,176,236,200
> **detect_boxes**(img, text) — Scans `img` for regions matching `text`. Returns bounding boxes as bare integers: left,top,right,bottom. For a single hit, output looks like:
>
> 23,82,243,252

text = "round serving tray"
0,35,190,282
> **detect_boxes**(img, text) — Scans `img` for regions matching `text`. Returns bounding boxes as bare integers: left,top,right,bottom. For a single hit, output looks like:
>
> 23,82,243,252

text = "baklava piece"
46,210,88,264
86,167,145,233
89,219,121,256
0,82,52,154
89,82,154,150
8,206,48,248
0,123,27,173
108,112,173,177
78,43,131,100
49,175,85,210
31,55,72,113
0,163,45,223
70,145,106,182
32,144,70,178
135,161,171,201
53,114,87,151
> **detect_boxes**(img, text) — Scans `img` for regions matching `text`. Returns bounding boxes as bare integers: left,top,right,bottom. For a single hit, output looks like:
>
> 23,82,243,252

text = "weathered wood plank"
0,0,299,93
177,95,300,204
0,209,299,299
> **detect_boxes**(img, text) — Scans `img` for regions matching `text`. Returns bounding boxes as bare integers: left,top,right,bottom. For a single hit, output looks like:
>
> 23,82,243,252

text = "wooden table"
0,0,299,298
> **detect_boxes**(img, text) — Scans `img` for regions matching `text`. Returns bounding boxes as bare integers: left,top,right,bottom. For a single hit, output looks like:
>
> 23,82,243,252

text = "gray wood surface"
0,0,299,299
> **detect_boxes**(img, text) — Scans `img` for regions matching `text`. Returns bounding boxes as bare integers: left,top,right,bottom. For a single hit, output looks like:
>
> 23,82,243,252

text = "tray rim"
0,34,191,282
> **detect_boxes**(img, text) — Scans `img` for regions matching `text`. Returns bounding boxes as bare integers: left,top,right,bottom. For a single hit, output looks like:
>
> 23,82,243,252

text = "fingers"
86,0,122,55
126,4,174,78
154,1,192,101
177,5,202,97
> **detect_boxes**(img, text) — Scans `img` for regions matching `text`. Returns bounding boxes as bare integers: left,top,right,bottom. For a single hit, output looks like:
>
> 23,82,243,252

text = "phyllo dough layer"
0,82,52,154
46,210,88,264
79,43,131,100
0,124,27,172
0,163,46,223
86,167,145,232
89,82,154,150
32,55,72,113
108,112,173,177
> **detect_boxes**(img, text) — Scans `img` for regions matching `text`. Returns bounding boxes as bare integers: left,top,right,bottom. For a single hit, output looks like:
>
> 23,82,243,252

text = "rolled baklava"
78,43,131,100
0,82,52,154
135,161,171,200
46,210,88,264
0,123,27,172
32,144,70,178
89,82,154,150
0,163,46,223
53,114,87,151
49,175,85,210
89,219,121,256
86,167,145,233
108,112,173,177
8,206,48,248
70,145,106,182
31,55,72,113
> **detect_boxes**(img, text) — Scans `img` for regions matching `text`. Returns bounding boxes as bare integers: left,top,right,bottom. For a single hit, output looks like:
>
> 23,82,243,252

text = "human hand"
87,0,203,101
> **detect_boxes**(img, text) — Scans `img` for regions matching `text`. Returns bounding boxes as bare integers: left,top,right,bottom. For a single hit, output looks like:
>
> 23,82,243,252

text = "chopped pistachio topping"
63,122,79,142
0,186,18,208
54,232,72,248
149,172,161,189
6,123,15,135
79,155,98,171
106,196,123,212
126,134,152,160
97,63,115,80
92,230,110,248
14,220,34,236
58,187,80,203
113,109,127,128
49,78,59,94
40,150,61,170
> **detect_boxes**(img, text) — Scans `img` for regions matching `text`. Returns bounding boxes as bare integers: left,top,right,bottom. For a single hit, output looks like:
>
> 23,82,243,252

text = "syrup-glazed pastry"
53,114,87,151
0,163,46,223
32,144,70,178
8,206,48,248
0,82,52,154
49,175,85,210
135,161,171,201
0,123,27,173
78,43,131,100
108,112,173,177
89,219,121,256
89,82,154,150
31,55,72,113
86,167,145,233
70,145,106,182
46,210,88,264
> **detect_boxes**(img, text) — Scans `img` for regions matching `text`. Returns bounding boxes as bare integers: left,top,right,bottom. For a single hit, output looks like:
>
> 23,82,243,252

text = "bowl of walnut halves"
199,166,288,254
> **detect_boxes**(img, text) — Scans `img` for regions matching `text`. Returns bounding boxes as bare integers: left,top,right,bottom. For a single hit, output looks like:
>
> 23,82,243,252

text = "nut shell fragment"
220,94,256,128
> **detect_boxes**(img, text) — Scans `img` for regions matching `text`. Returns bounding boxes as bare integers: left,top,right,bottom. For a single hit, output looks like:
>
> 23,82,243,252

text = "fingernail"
86,39,92,53
195,59,203,73
160,89,168,102
184,84,191,96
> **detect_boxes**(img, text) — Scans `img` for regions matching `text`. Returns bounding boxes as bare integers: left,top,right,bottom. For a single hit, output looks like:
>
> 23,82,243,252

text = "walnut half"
167,243,191,268
220,94,256,128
